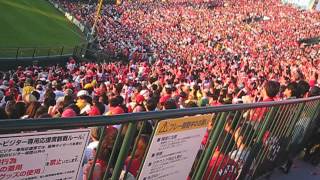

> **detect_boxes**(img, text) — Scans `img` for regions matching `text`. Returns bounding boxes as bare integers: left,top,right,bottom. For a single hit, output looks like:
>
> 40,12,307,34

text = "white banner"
73,19,85,32
0,129,90,180
138,114,212,180
316,1,320,11
282,0,315,10
65,12,73,21
48,1,86,32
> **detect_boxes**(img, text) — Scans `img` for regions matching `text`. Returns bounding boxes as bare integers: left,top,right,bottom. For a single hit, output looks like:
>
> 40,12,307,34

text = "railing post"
32,48,36,59
111,122,137,180
73,46,78,56
87,127,106,180
16,48,20,59
124,121,146,179
136,120,160,179
194,112,228,180
60,46,64,56
103,125,125,180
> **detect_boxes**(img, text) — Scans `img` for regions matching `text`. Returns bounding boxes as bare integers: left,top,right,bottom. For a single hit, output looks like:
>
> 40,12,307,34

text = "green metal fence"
0,96,319,180
0,44,87,60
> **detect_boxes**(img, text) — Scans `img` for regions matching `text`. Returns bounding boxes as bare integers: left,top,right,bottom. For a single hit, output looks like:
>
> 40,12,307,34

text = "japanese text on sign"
0,129,90,180
139,114,212,180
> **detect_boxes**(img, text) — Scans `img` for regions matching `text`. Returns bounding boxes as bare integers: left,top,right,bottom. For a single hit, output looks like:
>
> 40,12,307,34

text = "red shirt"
159,95,171,105
204,154,239,180
109,106,124,115
250,97,274,122
125,157,141,177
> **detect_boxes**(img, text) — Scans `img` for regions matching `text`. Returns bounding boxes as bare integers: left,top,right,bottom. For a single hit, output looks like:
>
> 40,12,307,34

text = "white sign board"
138,114,212,180
0,129,90,180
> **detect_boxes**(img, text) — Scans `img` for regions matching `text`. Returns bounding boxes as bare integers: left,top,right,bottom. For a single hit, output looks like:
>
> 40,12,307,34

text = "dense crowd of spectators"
1,0,320,179
1,57,319,119
54,0,320,64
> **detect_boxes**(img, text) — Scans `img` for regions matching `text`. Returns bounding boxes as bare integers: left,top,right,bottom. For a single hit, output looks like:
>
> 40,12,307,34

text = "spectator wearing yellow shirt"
22,78,34,98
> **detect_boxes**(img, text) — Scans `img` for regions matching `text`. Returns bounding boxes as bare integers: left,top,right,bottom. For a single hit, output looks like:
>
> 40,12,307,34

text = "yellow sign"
156,114,212,135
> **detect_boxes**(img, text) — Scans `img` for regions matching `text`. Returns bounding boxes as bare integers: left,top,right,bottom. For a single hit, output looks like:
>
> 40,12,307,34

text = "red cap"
62,109,76,118
135,94,145,104
309,80,316,88
66,83,73,89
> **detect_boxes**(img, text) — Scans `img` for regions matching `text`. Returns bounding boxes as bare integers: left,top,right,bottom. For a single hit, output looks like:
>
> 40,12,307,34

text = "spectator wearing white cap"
76,90,92,115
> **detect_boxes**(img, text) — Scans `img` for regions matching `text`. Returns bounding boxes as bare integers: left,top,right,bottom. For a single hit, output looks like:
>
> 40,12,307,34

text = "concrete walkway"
268,160,320,180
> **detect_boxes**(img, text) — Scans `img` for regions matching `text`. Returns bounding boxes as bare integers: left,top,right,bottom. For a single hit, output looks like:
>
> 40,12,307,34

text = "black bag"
303,129,320,166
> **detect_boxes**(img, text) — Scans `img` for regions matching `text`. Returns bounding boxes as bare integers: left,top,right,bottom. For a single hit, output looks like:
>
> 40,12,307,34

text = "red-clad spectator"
105,97,124,115
204,131,239,180
125,135,149,177
250,81,280,123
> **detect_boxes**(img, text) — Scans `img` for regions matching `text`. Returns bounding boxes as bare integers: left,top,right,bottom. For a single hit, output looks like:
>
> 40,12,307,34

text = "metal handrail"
0,96,319,180
1,96,319,132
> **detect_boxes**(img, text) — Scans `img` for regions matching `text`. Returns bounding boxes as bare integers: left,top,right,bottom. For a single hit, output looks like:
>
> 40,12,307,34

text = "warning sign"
138,114,212,180
0,129,90,180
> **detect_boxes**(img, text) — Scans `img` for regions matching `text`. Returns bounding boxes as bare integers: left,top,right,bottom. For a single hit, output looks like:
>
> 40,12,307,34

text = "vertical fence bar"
32,48,36,58
270,104,302,170
251,104,295,176
103,125,125,180
209,110,244,180
87,126,106,180
124,121,146,179
16,48,20,59
73,46,78,56
80,45,85,56
136,120,160,179
208,111,248,179
207,112,233,179
294,102,316,143
242,106,275,175
191,113,221,179
194,112,228,179
285,103,306,142
297,100,320,146
254,105,290,162
191,113,223,179
305,101,320,132
239,106,279,179
231,107,263,179
111,122,137,180
289,103,305,134
257,107,278,143
60,46,64,56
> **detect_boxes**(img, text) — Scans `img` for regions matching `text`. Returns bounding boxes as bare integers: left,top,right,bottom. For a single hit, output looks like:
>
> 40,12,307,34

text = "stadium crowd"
0,0,320,179
54,0,320,63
